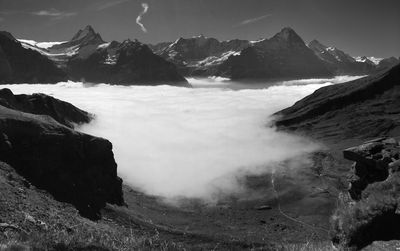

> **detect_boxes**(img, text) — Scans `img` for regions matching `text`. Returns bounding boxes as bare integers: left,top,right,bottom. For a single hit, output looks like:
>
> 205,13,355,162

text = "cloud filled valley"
0,76,360,201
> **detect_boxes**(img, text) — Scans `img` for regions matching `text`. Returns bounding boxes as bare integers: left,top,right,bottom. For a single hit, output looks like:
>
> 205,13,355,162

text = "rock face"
216,28,332,80
0,88,91,128
0,92,124,220
275,63,400,142
332,137,400,250
0,31,66,84
308,40,376,75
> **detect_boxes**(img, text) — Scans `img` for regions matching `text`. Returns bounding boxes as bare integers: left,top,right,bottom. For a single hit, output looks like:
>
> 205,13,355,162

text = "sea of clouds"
0,76,361,201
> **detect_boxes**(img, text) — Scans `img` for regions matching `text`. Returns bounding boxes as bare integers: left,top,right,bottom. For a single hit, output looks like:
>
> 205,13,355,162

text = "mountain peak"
71,25,103,42
272,27,305,44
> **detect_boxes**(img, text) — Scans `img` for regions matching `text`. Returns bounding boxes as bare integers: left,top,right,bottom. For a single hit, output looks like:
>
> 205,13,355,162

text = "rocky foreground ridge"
332,137,400,250
0,88,124,219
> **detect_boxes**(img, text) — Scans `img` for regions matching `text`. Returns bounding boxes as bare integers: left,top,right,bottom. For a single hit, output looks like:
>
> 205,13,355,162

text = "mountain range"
0,25,398,85
5,25,189,87
151,27,399,80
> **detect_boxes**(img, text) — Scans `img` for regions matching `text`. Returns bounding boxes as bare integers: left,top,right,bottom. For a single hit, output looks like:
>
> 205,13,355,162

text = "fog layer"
0,76,360,200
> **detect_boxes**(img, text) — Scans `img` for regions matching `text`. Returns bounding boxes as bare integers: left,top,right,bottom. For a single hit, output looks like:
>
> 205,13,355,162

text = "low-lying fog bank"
0,76,361,201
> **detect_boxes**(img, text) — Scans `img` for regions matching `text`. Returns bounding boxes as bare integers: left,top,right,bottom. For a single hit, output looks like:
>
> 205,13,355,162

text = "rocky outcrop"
0,97,124,220
0,31,66,84
275,63,400,142
343,138,398,199
216,28,332,80
0,88,91,128
332,137,400,250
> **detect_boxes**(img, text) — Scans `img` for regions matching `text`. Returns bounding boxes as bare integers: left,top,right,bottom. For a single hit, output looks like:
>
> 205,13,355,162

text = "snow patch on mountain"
355,56,383,65
195,51,241,67
18,39,66,49
98,42,111,49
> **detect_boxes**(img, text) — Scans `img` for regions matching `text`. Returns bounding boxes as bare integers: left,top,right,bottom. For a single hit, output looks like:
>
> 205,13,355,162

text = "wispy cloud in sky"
31,9,77,20
234,13,272,27
96,0,130,11
136,3,149,33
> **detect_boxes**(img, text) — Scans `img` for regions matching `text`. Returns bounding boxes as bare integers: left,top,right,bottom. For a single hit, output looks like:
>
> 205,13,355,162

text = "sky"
0,0,399,58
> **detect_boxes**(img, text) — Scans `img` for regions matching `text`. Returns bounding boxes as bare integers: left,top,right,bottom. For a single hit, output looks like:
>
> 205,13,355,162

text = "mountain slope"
308,40,376,75
217,28,332,80
0,31,66,84
274,64,400,142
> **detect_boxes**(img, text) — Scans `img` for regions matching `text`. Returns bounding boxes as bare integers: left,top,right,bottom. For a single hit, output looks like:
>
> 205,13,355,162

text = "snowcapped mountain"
13,25,188,86
308,40,378,75
215,28,332,80
152,27,396,80
62,26,188,86
149,35,250,76
7,25,399,83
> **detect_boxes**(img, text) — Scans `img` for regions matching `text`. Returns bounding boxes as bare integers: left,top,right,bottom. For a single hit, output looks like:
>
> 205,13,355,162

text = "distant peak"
281,27,295,33
84,25,94,31
71,25,103,42
272,27,304,44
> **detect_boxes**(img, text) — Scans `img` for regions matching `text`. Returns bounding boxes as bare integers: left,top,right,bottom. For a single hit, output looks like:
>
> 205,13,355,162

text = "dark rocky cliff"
0,90,124,219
